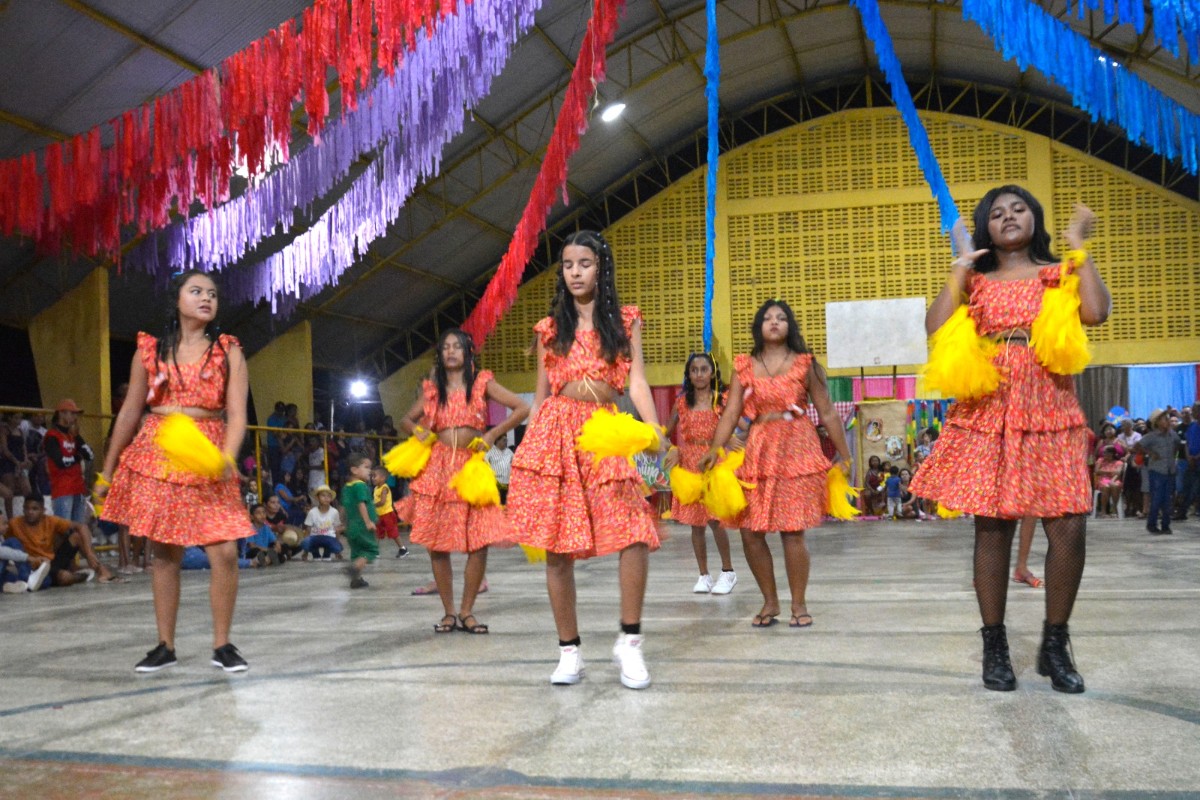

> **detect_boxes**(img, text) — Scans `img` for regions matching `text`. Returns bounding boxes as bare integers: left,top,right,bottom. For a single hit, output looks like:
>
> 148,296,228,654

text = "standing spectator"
305,435,326,491
0,412,32,519
485,436,514,505
1177,403,1200,521
1137,409,1181,535
1116,419,1143,517
44,399,95,524
23,412,49,497
885,466,902,519
278,406,302,479
265,401,286,478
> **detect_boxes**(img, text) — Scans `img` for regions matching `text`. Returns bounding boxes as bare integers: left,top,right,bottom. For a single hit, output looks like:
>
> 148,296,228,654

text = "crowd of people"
3,185,1198,698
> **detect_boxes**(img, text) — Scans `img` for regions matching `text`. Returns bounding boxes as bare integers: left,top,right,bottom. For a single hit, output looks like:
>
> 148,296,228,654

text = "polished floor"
2,514,1198,799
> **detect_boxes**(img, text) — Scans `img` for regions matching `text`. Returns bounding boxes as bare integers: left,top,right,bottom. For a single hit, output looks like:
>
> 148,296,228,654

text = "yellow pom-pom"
154,413,229,479
922,305,1001,400
669,466,704,506
382,434,437,478
703,450,755,520
448,442,500,507
936,502,963,519
1030,253,1091,375
825,466,861,520
575,408,660,465
520,544,547,563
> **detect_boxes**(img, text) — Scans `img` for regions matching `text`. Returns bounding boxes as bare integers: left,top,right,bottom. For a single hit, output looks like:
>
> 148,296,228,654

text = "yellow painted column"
247,321,314,425
28,268,111,449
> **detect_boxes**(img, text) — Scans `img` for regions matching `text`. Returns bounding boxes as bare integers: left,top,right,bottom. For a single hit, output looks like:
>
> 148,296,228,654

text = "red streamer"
462,0,625,346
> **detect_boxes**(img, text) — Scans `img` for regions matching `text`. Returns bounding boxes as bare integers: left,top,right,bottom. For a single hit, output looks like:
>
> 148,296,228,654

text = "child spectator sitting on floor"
302,484,344,560
245,503,283,566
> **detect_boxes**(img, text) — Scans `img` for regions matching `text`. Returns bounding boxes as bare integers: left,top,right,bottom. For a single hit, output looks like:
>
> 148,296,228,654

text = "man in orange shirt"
8,495,114,590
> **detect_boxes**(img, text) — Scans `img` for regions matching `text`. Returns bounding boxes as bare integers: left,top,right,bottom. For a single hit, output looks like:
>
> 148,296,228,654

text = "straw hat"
1147,408,1168,427
310,484,335,504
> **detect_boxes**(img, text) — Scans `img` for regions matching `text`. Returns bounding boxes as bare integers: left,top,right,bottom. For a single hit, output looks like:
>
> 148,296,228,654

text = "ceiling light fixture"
601,102,626,123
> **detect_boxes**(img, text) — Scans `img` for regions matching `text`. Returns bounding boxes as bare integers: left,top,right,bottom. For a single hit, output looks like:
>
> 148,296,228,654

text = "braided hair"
970,184,1057,273
682,352,724,410
549,230,630,363
433,328,477,406
155,269,227,390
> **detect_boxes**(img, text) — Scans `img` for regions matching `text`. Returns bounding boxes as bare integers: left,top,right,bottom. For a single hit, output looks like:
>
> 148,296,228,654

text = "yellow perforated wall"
482,108,1199,391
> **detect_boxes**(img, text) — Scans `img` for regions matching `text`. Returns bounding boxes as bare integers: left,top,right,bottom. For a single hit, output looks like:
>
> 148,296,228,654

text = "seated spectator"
1093,445,1125,516
245,504,283,567
861,455,885,516
182,545,253,570
273,473,307,527
1,514,34,592
301,485,344,560
898,468,921,519
7,495,117,589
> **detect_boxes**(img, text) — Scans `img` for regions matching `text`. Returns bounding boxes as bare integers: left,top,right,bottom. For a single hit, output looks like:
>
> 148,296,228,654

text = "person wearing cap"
43,399,95,524
1135,409,1181,535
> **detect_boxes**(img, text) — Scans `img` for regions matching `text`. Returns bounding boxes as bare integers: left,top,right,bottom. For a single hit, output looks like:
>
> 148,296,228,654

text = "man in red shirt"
43,399,95,524
8,495,114,590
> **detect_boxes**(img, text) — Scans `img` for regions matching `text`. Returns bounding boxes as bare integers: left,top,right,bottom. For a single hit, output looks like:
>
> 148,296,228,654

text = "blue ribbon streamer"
1065,0,1199,65
962,0,1200,175
702,0,719,351
851,0,960,235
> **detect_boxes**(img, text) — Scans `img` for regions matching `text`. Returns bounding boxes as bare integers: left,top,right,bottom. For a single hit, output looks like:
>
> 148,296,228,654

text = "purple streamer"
129,0,540,310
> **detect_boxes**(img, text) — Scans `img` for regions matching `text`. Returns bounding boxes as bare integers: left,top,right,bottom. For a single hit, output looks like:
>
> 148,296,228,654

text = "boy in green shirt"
341,453,378,588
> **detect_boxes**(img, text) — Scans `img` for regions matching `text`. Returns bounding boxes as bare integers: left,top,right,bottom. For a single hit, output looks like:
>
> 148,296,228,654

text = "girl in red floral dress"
507,230,666,690
910,186,1110,694
100,270,253,674
700,300,852,629
663,353,737,595
398,328,528,635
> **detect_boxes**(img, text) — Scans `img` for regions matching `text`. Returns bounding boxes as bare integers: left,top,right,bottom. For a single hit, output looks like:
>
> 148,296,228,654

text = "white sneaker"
692,573,713,593
75,569,96,583
27,561,51,592
613,633,651,689
550,645,585,685
711,570,738,595
2,581,28,594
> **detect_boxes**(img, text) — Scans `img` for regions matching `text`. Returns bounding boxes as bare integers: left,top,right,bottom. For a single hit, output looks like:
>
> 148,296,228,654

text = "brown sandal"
434,614,456,633
457,614,489,634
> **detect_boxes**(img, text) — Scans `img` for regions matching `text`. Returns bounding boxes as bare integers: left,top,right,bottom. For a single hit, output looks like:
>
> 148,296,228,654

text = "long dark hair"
750,298,826,385
970,184,1057,273
155,269,227,388
548,230,630,363
433,328,477,406
683,352,724,410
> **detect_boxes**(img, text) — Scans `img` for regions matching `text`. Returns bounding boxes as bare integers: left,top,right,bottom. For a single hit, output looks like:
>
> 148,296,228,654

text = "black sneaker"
1161,527,1173,535
396,546,409,558
211,643,249,672
135,642,177,673
350,576,369,589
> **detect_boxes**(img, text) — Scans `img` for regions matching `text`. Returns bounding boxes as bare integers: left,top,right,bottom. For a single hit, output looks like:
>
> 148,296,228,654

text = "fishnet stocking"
974,516,1016,626
1042,514,1087,625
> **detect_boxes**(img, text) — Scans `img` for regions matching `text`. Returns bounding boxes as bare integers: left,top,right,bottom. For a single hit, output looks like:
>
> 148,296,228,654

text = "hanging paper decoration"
702,0,719,351
962,0,1200,175
0,0,462,260
197,0,541,310
460,0,625,346
128,0,538,280
849,0,959,234
1066,0,1199,65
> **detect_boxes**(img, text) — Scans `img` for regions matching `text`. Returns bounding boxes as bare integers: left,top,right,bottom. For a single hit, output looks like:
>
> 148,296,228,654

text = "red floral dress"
670,393,723,527
730,353,830,532
909,266,1091,518
507,307,659,559
404,371,508,553
102,333,253,546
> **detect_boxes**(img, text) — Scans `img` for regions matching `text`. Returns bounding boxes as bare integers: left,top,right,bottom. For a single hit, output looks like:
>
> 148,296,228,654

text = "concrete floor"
2,515,1198,799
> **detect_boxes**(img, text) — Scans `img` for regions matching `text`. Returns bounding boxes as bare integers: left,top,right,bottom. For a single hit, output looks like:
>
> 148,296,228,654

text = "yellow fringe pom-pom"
382,433,437,479
703,450,755,521
520,544,547,563
936,502,963,519
575,408,660,465
825,466,861,520
922,305,1001,400
669,466,704,506
154,413,230,479
1030,251,1091,375
448,441,500,507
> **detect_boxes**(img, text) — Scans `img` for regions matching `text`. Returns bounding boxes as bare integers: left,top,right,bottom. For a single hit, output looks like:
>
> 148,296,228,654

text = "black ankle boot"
1037,621,1085,694
980,623,1016,691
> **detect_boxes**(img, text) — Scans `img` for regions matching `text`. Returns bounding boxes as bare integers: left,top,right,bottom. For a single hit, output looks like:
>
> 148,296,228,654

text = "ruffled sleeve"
673,394,688,417
733,354,753,390
1038,264,1063,287
620,306,642,338
533,316,556,347
420,379,438,423
472,370,494,407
